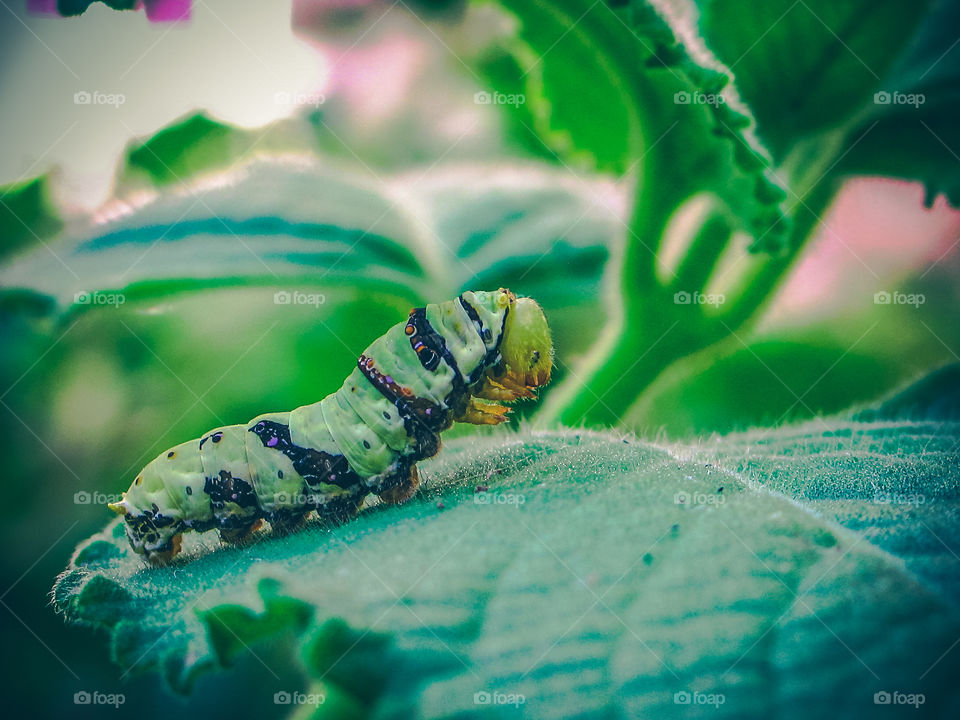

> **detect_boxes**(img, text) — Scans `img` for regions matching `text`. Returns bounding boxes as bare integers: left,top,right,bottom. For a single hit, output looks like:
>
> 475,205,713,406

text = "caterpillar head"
496,289,552,389
109,485,183,563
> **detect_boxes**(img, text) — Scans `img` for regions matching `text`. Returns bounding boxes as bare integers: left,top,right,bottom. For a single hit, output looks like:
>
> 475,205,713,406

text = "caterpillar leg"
219,519,264,545
269,509,311,536
317,492,367,524
455,397,511,425
146,533,183,565
379,465,421,504
474,375,536,402
113,501,187,565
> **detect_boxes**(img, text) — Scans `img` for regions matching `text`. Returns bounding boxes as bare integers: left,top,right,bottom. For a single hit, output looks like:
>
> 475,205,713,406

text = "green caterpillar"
109,289,552,564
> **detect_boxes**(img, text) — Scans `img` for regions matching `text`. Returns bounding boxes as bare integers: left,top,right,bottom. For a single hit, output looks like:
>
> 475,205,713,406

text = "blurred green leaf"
0,175,64,262
479,0,790,242
301,618,397,707
1,160,426,310
54,379,960,713
472,47,561,165
853,361,960,422
833,0,960,207
699,0,932,161
124,114,239,186
115,111,327,192
698,0,960,207
475,0,637,175
56,0,137,16
200,579,314,666
622,338,904,437
1,158,616,322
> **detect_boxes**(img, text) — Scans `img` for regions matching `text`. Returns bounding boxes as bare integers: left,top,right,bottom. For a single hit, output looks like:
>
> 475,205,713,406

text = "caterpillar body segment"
108,289,553,564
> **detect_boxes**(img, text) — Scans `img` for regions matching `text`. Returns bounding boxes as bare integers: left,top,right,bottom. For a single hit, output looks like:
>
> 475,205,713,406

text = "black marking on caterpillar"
459,294,508,384
249,420,361,491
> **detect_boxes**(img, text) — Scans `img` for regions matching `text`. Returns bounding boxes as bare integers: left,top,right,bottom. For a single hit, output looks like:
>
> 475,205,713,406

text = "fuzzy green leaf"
54,396,960,714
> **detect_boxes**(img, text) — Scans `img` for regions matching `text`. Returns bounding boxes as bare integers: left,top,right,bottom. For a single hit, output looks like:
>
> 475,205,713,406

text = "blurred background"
1,0,958,716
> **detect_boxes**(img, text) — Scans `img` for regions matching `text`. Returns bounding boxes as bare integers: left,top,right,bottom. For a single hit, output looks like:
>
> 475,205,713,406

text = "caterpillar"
108,289,552,564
